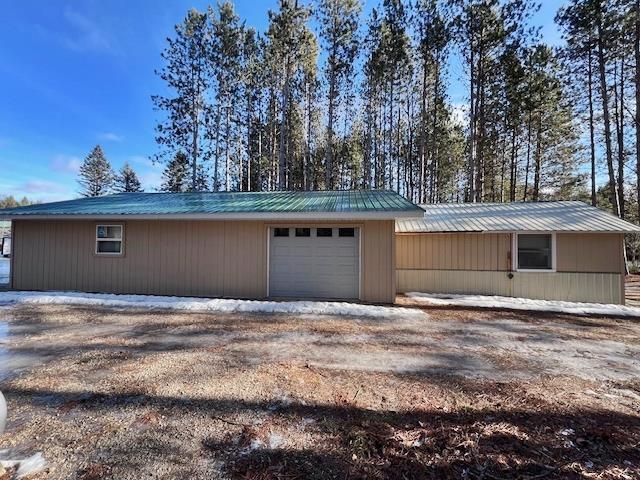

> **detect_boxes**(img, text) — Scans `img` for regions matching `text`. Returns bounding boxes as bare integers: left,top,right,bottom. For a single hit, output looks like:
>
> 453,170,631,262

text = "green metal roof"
0,191,423,219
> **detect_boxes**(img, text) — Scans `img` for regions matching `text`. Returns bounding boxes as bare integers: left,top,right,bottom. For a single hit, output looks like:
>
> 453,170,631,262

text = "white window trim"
95,224,124,256
512,232,556,273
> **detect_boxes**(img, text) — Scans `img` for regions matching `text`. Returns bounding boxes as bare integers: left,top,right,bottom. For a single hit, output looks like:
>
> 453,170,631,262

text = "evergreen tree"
209,1,244,191
265,0,315,190
78,145,114,197
160,152,190,192
0,196,34,208
318,0,362,189
144,2,602,215
153,9,213,192
114,163,143,193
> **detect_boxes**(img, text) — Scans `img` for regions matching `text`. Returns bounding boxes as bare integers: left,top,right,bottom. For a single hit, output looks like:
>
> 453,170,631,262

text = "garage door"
269,226,359,299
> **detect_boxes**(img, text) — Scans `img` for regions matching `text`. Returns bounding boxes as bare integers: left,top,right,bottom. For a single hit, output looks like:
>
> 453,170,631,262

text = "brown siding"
396,270,623,304
556,233,623,273
361,220,396,303
396,232,626,304
13,220,267,299
12,219,395,303
396,233,511,271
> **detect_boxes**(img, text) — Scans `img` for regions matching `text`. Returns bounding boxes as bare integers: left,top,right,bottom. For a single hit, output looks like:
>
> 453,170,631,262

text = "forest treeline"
73,0,640,229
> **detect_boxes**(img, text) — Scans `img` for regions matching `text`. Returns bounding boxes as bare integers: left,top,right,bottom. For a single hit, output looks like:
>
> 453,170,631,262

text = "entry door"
269,226,359,299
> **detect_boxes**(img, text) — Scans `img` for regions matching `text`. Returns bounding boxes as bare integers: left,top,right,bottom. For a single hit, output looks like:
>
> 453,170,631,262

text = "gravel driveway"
0,303,639,479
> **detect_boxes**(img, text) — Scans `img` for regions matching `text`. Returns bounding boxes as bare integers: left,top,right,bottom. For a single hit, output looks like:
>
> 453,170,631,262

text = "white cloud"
140,170,163,191
62,7,113,53
98,132,123,142
1,178,74,203
129,155,156,168
51,154,82,174
19,180,67,194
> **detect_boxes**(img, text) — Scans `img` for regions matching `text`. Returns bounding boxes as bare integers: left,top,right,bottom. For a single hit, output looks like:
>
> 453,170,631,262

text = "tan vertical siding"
396,270,622,304
12,220,267,299
396,233,511,271
358,220,395,303
556,233,623,273
12,219,395,303
396,231,626,304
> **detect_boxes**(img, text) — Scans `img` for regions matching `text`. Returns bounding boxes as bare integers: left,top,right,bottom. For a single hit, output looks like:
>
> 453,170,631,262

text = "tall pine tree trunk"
588,44,597,206
524,108,532,201
278,60,291,190
213,105,221,191
615,60,625,218
419,64,427,203
636,0,640,220
325,63,336,190
596,1,620,216
191,92,200,191
468,25,476,202
533,113,542,201
389,80,395,190
225,104,231,191
509,127,517,202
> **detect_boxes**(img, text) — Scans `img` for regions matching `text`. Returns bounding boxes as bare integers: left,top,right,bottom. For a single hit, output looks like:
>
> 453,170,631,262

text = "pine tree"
265,0,315,190
114,163,143,193
153,9,213,192
160,152,190,192
318,0,362,190
209,2,244,191
78,145,114,197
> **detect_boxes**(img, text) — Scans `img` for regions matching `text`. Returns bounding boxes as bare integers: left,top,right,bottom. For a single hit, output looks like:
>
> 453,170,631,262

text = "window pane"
339,228,355,237
317,228,333,237
97,225,122,239
518,234,552,269
97,241,122,254
295,228,311,237
274,228,289,237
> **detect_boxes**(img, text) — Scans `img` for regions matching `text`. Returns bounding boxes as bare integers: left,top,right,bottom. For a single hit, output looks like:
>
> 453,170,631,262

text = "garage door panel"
269,227,359,299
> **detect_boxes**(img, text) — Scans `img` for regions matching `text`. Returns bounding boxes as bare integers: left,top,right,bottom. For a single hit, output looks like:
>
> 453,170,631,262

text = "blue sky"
0,0,563,202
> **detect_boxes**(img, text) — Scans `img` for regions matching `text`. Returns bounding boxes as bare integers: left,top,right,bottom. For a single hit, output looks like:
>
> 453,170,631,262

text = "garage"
269,226,359,299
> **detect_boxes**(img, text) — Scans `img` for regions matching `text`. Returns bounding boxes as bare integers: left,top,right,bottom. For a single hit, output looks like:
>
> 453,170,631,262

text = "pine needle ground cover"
0,304,638,480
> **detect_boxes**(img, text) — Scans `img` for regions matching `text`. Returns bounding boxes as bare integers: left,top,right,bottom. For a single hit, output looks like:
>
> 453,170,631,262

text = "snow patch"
267,433,286,449
0,258,9,285
0,291,426,319
406,292,640,317
0,451,46,479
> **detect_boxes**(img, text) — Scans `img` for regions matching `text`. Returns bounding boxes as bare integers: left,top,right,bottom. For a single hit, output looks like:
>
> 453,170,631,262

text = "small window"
96,225,123,255
317,228,333,237
339,228,355,237
517,234,553,270
274,228,289,237
295,228,311,237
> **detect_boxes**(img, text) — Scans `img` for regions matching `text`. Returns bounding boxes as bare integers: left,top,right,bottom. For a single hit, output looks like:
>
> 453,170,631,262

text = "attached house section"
3,191,418,303
396,202,640,305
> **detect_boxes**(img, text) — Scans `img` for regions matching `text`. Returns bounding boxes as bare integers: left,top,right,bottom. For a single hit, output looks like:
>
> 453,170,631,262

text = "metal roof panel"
396,201,640,233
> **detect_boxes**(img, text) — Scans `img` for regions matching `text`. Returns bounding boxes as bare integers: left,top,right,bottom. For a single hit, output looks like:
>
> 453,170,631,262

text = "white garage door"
269,226,359,299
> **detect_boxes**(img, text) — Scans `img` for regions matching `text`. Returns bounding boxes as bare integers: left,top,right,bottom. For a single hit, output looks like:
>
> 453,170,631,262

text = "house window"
274,228,289,237
516,234,554,271
295,228,311,237
96,225,123,255
339,228,355,237
317,228,333,237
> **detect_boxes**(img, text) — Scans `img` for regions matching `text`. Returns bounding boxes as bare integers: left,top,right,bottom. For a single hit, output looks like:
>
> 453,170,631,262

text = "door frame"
265,223,363,300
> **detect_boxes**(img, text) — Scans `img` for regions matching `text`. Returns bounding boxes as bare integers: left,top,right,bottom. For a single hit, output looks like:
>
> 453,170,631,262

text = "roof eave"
1,210,424,221
396,228,640,234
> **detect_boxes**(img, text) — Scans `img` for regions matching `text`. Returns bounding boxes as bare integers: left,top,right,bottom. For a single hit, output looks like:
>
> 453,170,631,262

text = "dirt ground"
0,303,639,479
